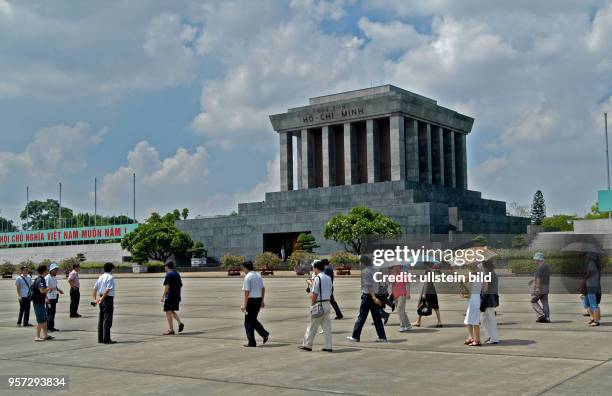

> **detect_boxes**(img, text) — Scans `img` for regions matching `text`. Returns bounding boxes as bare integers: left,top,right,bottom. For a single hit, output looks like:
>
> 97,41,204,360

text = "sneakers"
399,326,412,332
375,338,388,343
346,336,359,342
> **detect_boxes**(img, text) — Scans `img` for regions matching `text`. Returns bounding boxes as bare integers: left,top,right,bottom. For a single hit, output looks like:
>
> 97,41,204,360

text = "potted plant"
131,251,149,273
287,250,316,276
1,260,15,279
59,258,78,277
221,253,245,276
330,251,359,275
254,252,280,276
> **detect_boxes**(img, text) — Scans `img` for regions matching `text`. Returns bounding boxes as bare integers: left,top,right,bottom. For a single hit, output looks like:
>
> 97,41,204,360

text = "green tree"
530,190,546,225
472,234,488,246
323,206,402,254
181,208,189,220
542,214,576,231
20,199,74,229
295,233,319,252
585,202,611,219
0,216,18,232
121,212,193,262
189,241,206,258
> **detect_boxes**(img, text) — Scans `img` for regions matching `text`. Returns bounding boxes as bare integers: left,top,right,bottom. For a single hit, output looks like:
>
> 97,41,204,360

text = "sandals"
468,340,482,346
464,338,474,345
412,323,421,327
590,322,600,327
163,331,175,335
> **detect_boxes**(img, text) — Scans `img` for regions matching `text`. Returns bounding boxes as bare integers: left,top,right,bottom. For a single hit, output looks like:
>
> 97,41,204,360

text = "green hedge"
507,256,610,274
80,261,164,269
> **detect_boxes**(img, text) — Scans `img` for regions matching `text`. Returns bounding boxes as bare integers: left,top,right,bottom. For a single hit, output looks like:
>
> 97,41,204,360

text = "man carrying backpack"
15,265,33,327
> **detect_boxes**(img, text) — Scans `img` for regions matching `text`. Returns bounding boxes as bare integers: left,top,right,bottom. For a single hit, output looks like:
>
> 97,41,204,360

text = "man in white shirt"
93,262,116,344
15,265,33,327
299,259,333,352
45,263,64,332
68,263,81,318
240,261,269,347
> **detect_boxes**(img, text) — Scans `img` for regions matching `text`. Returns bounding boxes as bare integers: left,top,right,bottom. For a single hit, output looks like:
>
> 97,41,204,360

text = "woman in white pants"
480,259,500,344
464,263,483,346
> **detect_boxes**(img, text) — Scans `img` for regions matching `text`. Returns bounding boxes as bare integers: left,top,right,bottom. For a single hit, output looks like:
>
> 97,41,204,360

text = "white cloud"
0,4,201,101
0,122,104,221
98,141,209,218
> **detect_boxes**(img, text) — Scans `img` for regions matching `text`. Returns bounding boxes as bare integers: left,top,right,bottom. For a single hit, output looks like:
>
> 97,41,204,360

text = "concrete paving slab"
1,277,610,395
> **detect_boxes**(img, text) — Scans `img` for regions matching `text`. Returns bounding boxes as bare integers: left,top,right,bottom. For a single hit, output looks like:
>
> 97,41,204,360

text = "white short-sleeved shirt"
242,271,264,298
45,274,59,299
312,273,333,301
15,275,32,298
94,273,115,297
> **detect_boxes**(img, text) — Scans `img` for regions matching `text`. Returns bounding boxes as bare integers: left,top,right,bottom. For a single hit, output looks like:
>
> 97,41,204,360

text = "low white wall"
0,243,129,264
573,218,612,233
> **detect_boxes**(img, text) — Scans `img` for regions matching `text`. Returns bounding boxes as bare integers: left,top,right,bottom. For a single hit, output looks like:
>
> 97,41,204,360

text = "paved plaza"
1,274,611,395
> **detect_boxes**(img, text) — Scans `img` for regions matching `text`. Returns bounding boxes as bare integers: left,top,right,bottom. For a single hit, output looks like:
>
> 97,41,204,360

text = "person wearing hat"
15,265,33,327
45,262,64,332
68,263,82,318
93,262,116,344
529,252,550,323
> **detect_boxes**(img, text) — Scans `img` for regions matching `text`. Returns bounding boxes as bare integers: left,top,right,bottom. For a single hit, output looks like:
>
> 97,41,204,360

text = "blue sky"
1,0,611,225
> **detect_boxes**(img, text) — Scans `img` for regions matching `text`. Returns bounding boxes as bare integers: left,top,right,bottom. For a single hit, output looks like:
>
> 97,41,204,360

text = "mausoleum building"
177,85,529,261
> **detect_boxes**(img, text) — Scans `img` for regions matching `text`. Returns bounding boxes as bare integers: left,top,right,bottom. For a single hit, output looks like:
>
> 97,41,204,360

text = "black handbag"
417,296,432,316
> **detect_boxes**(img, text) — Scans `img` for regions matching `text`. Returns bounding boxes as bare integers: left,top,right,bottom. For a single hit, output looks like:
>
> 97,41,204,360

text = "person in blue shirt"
161,261,184,335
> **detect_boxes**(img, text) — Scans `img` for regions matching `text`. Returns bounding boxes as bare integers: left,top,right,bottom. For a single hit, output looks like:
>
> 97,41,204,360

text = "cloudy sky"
1,0,611,225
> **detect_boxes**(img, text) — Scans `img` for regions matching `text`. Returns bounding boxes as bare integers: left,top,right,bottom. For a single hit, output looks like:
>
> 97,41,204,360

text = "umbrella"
561,242,603,254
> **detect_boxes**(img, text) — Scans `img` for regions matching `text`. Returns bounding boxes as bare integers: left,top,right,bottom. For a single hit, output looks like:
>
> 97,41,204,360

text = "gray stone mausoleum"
178,85,529,261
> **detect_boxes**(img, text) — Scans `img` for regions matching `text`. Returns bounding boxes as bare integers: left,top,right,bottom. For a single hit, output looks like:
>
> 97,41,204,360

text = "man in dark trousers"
323,260,343,319
15,265,33,327
347,255,387,342
161,261,185,335
68,263,81,318
240,261,269,347
93,262,116,344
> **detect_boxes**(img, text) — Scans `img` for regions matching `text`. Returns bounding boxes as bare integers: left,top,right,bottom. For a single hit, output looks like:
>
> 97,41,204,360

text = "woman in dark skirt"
412,262,443,328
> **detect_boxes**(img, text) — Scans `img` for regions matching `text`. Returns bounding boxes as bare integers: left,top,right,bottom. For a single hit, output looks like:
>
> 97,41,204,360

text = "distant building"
178,85,529,261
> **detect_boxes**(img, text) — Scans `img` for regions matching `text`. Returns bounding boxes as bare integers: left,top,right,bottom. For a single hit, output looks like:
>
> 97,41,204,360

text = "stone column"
366,119,379,183
458,132,468,189
279,132,293,191
322,126,335,187
301,129,315,188
447,130,456,188
433,126,444,186
344,122,357,185
389,115,406,181
419,122,432,184
296,133,303,189
405,118,419,182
